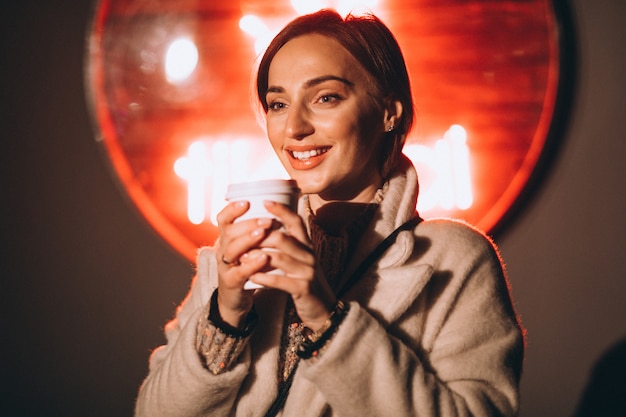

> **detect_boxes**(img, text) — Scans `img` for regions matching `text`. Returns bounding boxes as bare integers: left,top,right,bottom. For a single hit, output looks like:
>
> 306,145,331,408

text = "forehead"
268,33,369,85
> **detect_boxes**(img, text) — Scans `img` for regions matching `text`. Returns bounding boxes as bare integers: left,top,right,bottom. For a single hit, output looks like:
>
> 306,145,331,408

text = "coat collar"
298,155,432,323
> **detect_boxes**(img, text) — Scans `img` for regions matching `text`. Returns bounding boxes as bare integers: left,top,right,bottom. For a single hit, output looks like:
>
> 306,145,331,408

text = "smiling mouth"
288,147,331,161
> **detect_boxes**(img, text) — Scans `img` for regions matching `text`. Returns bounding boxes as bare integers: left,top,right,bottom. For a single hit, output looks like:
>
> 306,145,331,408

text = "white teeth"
291,147,329,160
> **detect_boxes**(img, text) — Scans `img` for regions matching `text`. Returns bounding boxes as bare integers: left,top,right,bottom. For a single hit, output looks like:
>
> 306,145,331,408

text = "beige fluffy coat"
135,157,525,416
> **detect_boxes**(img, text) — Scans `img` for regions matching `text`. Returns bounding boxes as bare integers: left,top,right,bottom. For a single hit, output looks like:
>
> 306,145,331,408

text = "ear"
383,99,403,132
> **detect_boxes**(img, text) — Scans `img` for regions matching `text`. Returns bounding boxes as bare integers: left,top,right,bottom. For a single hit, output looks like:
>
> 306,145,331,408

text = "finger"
249,270,308,293
220,220,273,267
249,268,332,310
263,201,309,243
269,251,315,280
249,269,336,329
219,252,270,289
216,201,250,228
257,230,315,266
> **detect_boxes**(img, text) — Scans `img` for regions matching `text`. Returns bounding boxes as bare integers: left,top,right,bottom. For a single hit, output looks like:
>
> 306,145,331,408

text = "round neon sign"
86,0,574,261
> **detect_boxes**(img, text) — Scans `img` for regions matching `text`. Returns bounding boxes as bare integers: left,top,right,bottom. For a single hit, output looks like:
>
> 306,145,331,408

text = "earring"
387,124,395,132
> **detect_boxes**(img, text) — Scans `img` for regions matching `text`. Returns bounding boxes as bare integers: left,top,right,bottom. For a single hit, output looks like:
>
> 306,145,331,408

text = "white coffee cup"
225,179,300,289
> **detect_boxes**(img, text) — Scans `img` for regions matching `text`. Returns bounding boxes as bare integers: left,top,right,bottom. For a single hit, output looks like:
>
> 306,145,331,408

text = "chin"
289,176,326,196
292,182,320,196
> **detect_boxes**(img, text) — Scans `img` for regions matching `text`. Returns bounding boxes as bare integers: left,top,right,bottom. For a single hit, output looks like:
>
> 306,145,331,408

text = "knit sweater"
135,156,525,417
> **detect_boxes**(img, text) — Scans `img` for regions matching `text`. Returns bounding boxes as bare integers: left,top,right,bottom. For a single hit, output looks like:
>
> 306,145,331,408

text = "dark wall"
0,3,192,416
1,1,624,416
497,1,626,415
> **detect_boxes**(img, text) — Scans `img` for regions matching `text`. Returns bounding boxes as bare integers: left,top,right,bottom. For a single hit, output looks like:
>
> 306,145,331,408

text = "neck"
306,183,385,235
307,183,380,214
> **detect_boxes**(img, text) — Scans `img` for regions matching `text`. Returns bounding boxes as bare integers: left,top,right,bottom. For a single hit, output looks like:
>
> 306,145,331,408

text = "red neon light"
86,0,562,261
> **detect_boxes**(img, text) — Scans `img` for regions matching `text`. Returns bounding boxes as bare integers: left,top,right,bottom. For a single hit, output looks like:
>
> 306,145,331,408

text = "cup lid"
225,179,300,200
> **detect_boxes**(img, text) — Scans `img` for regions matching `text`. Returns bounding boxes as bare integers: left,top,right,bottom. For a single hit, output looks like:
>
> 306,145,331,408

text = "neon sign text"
175,125,472,225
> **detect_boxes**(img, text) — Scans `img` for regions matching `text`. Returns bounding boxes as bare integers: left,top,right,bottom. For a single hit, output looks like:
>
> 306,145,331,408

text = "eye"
267,101,287,112
317,94,340,104
315,93,343,106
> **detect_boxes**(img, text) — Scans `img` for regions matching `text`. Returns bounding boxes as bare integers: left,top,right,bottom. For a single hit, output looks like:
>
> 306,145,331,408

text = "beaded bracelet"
297,300,349,359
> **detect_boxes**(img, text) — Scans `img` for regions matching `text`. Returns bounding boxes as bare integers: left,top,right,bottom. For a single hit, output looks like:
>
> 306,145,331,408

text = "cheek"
352,114,382,146
353,113,386,161
359,105,384,133
319,111,364,141
266,121,283,151
340,99,383,138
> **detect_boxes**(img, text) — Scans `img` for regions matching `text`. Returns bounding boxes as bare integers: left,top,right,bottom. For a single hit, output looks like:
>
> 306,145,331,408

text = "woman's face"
265,33,390,204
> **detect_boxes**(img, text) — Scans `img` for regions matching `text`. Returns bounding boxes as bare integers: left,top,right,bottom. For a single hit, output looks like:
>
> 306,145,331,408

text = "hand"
215,201,274,328
247,201,337,330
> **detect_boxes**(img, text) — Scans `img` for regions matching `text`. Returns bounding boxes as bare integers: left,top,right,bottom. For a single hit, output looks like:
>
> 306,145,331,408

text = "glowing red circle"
86,0,572,261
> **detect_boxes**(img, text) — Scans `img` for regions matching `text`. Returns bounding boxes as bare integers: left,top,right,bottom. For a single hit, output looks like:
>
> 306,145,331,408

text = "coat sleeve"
302,223,525,417
134,249,251,417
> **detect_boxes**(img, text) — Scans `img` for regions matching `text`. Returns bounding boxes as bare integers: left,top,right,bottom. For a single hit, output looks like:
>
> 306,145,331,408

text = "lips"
286,146,331,170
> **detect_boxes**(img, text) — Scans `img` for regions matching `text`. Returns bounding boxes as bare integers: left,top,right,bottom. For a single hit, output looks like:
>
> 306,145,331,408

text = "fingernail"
236,201,247,207
251,228,264,237
257,218,272,227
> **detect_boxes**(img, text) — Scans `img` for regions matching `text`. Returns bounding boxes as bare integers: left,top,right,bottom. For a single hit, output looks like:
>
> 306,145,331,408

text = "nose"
284,102,314,140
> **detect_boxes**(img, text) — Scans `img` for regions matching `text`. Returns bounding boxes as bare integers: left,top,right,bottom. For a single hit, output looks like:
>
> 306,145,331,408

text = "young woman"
135,9,524,417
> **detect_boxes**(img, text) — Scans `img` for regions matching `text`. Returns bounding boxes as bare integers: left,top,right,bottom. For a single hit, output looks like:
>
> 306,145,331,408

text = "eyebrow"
266,75,355,95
